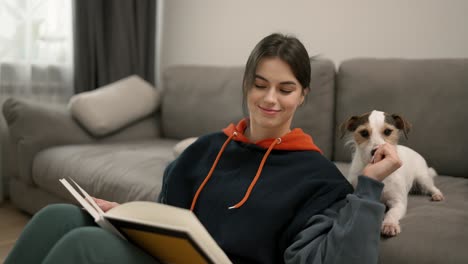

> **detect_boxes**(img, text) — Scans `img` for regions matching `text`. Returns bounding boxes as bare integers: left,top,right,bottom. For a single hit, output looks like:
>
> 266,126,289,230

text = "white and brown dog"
340,110,444,236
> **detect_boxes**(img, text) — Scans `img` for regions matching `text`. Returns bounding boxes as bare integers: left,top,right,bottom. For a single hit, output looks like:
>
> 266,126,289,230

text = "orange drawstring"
190,132,238,211
228,137,281,209
190,133,282,211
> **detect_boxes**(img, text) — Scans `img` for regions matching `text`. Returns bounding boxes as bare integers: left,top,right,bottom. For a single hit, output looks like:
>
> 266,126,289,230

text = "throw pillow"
69,75,160,136
173,137,198,158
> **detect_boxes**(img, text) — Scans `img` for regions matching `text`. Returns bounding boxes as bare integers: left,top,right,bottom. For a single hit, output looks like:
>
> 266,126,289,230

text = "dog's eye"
359,130,369,138
384,129,393,136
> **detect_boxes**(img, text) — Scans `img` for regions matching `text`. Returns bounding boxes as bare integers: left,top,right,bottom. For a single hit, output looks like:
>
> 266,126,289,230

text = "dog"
340,110,444,237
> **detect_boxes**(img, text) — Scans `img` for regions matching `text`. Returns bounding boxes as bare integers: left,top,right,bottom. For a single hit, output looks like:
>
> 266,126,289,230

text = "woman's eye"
280,90,293,94
384,129,393,136
359,130,369,138
254,84,266,89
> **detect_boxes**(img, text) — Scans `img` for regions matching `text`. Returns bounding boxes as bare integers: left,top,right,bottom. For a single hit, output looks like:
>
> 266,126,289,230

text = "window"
0,0,73,103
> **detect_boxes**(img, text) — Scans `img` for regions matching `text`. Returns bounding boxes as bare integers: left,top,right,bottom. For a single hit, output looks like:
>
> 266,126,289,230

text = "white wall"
160,0,468,71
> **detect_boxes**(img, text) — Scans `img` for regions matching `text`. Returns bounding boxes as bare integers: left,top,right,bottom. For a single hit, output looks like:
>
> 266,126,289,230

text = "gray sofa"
3,58,468,263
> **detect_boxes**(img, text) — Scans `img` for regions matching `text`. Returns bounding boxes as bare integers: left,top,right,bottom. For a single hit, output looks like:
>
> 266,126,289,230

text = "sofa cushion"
380,203,468,264
69,75,160,137
161,59,337,158
334,58,468,177
292,59,336,158
335,162,468,263
32,139,178,203
161,66,244,139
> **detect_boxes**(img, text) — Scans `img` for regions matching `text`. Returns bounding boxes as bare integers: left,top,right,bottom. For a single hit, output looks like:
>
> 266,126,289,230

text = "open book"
59,178,232,264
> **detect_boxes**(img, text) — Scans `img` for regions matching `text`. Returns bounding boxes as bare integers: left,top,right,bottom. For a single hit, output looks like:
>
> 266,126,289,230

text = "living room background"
2,1,468,262
1,0,467,101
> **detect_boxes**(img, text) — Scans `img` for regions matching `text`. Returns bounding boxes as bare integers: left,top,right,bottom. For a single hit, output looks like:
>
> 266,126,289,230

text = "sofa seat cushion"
32,139,179,203
379,206,468,264
380,175,468,263
334,162,468,263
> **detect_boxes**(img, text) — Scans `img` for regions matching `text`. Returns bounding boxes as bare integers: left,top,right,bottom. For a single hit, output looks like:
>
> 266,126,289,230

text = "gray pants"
5,203,159,264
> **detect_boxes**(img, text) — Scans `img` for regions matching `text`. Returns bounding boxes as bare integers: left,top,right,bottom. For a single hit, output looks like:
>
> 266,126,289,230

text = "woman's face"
247,57,306,134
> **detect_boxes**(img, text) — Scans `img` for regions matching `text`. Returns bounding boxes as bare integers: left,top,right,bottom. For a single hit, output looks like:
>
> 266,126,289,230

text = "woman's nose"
264,88,277,103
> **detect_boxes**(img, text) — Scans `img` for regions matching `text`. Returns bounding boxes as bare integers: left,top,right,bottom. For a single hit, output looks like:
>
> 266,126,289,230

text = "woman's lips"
258,106,280,115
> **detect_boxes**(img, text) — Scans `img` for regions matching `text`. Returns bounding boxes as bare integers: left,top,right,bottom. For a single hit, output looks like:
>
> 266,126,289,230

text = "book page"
69,178,105,215
59,178,125,239
59,178,100,220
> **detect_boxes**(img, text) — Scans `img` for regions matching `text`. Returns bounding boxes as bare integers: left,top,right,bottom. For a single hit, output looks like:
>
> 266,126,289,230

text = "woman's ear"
299,87,310,106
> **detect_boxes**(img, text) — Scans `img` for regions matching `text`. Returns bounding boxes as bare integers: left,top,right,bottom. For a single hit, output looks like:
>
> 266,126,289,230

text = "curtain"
0,0,74,103
74,0,156,93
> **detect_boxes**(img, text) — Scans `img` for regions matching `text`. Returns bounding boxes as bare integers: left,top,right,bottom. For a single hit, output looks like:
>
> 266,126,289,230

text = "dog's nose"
370,148,377,157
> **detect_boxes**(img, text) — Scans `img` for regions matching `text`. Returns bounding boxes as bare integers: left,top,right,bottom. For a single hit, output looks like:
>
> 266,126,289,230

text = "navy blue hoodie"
158,119,385,264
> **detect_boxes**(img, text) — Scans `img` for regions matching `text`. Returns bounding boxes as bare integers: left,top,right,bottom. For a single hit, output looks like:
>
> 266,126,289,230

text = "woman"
5,33,401,264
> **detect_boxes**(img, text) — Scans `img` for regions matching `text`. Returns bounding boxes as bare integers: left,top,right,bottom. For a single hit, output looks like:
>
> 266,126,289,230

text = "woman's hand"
92,197,120,212
362,143,402,182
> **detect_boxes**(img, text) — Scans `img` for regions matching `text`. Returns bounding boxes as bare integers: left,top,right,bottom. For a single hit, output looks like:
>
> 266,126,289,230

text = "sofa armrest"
3,98,160,185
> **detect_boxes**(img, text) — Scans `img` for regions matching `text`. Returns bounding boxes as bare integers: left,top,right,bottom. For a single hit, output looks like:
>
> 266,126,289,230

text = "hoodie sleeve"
284,175,385,264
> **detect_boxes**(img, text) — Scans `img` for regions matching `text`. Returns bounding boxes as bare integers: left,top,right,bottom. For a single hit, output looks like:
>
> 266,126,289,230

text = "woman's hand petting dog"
362,143,402,182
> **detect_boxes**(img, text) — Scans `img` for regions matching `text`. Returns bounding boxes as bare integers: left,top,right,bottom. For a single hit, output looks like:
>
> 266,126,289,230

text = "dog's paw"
381,221,401,237
431,192,444,201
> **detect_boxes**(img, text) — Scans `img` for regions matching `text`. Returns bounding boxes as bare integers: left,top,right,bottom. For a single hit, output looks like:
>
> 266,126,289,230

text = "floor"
0,200,30,262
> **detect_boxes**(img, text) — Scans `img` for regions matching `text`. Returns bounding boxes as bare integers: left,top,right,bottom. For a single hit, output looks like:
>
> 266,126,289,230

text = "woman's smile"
258,105,281,116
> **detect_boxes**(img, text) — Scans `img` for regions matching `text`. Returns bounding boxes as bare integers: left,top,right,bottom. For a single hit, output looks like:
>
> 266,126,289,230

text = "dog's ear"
339,116,360,139
391,114,412,139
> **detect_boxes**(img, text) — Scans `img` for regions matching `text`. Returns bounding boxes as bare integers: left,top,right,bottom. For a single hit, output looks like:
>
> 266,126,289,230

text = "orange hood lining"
222,118,322,153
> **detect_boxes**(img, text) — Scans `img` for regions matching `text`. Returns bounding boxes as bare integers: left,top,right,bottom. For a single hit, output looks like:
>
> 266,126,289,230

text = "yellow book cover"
60,178,232,264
